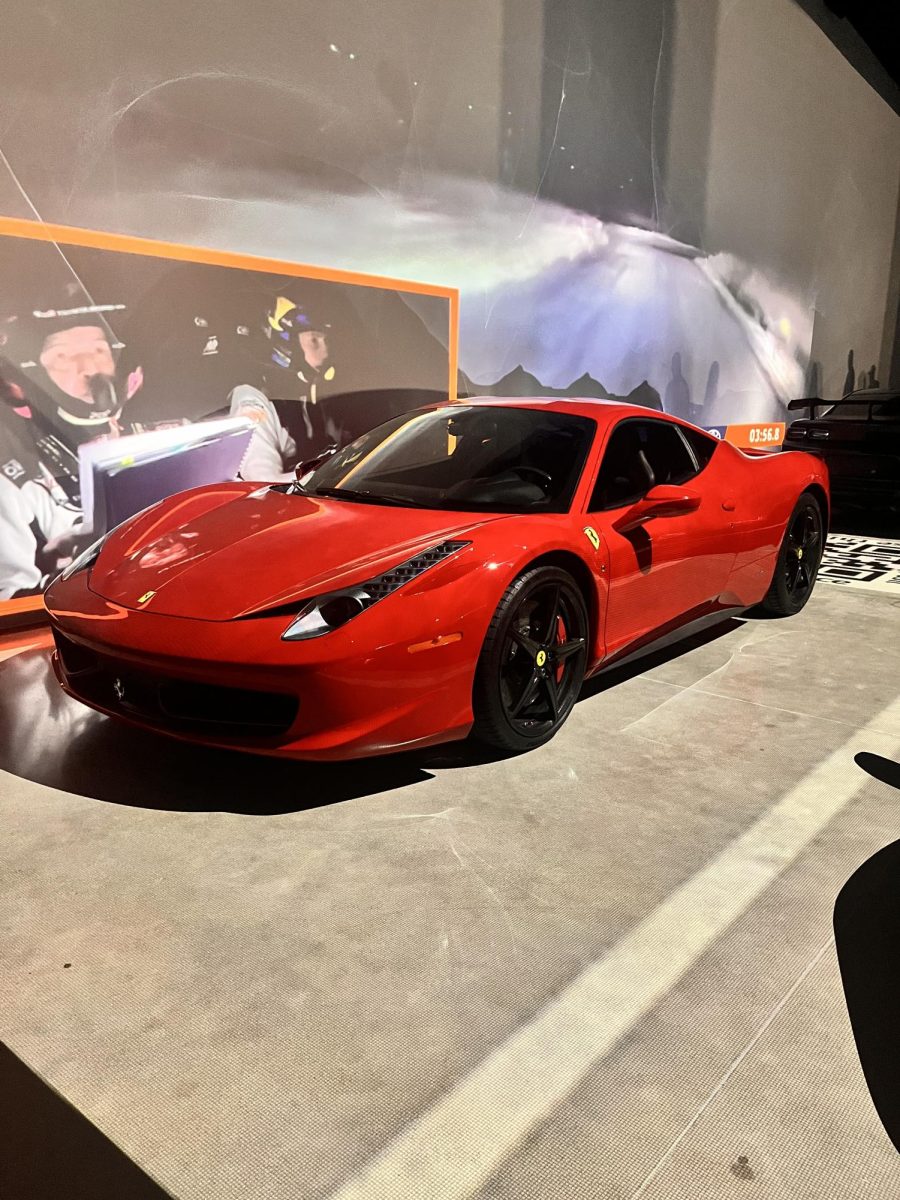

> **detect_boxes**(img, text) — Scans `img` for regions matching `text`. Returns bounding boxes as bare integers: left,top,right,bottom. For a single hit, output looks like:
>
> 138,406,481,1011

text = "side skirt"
588,606,748,679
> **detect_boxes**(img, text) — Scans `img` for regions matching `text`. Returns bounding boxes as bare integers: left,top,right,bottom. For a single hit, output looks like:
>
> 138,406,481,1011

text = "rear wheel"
760,493,824,616
472,566,588,752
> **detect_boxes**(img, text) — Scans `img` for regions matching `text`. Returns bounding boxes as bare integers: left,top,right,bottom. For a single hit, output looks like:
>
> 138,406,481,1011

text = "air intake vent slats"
357,540,469,608
247,539,470,621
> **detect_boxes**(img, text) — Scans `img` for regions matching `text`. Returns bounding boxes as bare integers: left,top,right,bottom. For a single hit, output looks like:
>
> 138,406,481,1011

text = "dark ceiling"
826,2,899,82
809,0,900,109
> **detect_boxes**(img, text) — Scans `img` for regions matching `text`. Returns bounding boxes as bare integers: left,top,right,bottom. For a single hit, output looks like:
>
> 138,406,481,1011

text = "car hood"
89,483,504,620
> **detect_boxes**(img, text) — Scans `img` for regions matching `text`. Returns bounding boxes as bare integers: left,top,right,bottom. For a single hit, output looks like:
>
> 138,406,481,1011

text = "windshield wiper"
310,486,420,508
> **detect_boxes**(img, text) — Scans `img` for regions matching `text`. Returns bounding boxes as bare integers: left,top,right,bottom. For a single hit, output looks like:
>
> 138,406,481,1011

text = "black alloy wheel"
472,565,589,752
761,492,825,616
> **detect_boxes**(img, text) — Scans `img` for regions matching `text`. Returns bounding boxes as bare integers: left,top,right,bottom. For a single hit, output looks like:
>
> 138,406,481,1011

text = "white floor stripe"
328,696,900,1200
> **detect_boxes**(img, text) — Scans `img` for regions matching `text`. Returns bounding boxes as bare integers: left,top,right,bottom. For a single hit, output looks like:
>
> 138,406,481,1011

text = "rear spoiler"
787,396,824,416
788,394,888,416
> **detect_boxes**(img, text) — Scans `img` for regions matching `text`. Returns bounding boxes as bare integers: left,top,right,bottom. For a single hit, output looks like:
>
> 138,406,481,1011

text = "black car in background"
784,389,900,510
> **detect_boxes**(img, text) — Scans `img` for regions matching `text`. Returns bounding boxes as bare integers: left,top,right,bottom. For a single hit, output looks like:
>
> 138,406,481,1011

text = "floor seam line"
627,933,837,1199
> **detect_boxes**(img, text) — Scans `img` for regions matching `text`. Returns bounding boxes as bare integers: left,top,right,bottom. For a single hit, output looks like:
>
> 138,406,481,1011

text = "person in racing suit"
0,298,186,596
229,294,344,481
0,473,80,599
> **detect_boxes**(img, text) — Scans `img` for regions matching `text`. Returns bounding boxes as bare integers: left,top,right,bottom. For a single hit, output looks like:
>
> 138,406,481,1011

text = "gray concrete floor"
2,582,900,1199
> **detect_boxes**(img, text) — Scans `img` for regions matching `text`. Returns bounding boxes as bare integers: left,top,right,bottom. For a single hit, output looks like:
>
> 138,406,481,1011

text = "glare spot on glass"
348,52,356,59
329,43,340,52
467,104,474,110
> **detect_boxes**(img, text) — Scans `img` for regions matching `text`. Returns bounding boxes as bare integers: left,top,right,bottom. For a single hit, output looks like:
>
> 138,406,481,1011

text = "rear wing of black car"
787,396,825,416
787,392,899,418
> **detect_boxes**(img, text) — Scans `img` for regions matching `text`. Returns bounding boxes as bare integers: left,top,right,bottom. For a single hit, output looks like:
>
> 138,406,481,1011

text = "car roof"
843,388,900,401
455,395,679,426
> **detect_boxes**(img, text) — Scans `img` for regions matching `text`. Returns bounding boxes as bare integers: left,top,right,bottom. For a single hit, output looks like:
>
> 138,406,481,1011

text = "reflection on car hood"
89,483,503,620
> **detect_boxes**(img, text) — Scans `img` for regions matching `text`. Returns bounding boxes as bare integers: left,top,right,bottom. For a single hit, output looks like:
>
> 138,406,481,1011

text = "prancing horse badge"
583,526,601,551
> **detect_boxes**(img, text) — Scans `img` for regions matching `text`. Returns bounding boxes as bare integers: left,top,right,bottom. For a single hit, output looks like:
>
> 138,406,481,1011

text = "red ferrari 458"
46,399,829,759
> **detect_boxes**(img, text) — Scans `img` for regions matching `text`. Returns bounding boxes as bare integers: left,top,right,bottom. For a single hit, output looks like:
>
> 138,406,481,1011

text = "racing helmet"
2,282,126,420
264,295,332,374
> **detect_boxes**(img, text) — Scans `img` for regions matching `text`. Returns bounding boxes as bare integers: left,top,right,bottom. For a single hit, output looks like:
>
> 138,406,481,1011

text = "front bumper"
46,569,485,760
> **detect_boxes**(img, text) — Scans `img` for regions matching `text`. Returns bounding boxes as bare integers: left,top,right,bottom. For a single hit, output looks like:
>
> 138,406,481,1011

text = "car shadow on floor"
0,616,747,814
0,1042,172,1200
579,615,747,701
410,616,749,770
0,649,434,815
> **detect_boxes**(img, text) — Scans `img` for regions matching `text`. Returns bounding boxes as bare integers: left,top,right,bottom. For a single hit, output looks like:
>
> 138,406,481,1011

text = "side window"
640,421,698,486
590,419,699,511
590,423,652,510
679,425,719,469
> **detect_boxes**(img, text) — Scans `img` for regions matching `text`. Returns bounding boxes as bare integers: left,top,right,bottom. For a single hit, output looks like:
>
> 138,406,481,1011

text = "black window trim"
677,421,723,475
673,423,701,474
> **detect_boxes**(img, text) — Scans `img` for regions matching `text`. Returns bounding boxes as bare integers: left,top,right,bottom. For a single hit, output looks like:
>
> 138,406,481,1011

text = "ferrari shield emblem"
138,590,156,604
583,526,601,551
536,649,547,668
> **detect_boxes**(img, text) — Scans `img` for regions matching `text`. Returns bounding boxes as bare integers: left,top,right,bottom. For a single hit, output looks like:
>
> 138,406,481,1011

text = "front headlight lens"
281,538,470,641
58,534,108,582
282,587,372,641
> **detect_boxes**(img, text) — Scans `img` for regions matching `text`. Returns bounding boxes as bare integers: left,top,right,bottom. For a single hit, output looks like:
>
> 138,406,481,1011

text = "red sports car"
45,399,829,759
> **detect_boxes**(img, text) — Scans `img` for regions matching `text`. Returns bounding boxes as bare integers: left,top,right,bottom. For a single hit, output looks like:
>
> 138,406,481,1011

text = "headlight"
282,587,376,641
282,539,470,641
58,534,108,582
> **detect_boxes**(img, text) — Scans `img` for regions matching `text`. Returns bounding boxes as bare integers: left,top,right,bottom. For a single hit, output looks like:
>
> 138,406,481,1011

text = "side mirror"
614,484,701,533
295,443,338,482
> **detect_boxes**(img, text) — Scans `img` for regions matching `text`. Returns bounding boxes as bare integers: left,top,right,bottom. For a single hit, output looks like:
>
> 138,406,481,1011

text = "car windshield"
304,405,595,513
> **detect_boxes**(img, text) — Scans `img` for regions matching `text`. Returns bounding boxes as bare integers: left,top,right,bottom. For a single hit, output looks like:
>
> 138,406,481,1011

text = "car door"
587,418,734,657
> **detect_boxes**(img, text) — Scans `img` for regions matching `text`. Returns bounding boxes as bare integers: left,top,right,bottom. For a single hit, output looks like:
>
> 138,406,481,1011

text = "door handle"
722,499,736,512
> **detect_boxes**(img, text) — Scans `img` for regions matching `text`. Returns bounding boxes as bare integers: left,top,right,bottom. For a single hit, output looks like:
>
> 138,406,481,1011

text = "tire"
472,565,589,752
760,492,825,616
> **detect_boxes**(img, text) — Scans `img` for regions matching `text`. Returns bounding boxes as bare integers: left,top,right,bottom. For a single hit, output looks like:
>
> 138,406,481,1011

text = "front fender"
457,517,608,668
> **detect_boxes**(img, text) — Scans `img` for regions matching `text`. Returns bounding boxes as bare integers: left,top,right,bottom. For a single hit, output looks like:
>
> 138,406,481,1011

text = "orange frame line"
0,215,460,624
1,596,46,619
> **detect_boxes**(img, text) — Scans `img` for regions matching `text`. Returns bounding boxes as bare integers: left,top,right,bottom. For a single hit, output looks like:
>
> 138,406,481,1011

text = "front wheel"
472,566,589,752
760,493,825,616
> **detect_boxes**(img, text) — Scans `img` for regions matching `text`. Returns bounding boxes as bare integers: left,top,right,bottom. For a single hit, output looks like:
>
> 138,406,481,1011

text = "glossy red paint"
45,398,829,760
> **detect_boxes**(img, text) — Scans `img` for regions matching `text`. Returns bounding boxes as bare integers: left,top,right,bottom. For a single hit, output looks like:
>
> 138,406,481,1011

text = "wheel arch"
518,549,600,656
804,481,830,529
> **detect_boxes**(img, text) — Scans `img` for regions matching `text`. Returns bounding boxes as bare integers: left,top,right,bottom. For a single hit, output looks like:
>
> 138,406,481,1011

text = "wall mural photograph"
0,224,454,601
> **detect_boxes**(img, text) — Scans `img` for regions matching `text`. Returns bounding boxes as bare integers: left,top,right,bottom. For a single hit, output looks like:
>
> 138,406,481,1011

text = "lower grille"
53,630,298,738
